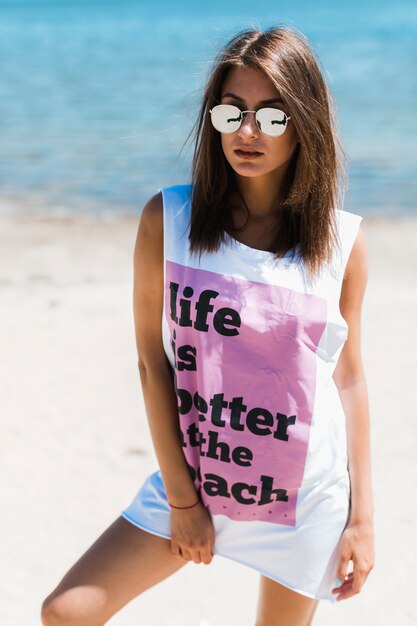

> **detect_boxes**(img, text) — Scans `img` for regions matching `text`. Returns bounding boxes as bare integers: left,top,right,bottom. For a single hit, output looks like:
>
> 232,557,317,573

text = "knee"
41,589,104,626
41,594,65,626
41,593,74,626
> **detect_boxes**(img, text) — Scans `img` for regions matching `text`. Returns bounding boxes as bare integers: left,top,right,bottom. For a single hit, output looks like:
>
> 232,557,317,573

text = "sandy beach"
0,209,416,626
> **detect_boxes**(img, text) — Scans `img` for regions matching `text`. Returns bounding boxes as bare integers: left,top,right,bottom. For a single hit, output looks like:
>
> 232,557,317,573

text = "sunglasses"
209,104,292,138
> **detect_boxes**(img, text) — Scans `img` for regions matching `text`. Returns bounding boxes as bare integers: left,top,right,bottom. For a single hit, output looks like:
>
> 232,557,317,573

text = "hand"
332,519,375,601
170,501,215,565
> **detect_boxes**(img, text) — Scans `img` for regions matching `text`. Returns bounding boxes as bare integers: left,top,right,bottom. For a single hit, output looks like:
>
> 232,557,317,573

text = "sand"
0,209,415,626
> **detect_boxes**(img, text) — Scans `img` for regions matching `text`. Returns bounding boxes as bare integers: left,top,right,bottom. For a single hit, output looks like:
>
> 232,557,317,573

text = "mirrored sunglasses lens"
256,108,288,136
210,105,242,133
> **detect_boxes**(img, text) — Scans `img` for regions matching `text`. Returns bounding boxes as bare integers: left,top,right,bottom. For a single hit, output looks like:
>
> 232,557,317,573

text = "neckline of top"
222,227,301,264
184,183,301,264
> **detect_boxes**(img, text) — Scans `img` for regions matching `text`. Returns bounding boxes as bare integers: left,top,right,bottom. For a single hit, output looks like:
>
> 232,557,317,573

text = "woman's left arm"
332,224,375,601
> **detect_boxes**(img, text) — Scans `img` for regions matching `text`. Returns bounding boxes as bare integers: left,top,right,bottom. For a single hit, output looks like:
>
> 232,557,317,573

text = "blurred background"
0,0,416,217
1,2,416,626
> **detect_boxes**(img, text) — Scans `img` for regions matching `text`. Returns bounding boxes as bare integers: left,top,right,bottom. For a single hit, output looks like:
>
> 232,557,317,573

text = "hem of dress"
121,512,337,604
121,512,171,540
215,551,337,603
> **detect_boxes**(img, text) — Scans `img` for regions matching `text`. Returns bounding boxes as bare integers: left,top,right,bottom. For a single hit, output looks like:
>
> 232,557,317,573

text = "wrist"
168,496,201,510
349,505,374,525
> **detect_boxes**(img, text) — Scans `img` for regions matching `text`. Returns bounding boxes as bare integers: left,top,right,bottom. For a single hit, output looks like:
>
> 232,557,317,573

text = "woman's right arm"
133,191,215,564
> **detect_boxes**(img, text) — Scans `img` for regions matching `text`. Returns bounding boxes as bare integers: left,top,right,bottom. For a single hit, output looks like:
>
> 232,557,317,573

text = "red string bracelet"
168,498,201,510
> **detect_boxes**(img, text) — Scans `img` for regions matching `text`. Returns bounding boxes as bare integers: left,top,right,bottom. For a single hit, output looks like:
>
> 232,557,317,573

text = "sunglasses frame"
209,103,292,137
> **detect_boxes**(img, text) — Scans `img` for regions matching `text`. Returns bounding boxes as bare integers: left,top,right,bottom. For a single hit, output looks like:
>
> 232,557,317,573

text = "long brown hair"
183,25,348,281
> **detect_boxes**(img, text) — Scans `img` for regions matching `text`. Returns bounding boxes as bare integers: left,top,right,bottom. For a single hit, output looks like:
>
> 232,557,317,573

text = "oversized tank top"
121,183,363,602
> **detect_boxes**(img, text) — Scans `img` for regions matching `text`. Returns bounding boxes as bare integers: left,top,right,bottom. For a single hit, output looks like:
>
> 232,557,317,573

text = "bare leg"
41,516,188,626
255,575,319,626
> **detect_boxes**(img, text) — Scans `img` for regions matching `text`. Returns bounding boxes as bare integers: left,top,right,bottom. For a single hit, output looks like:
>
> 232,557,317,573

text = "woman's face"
218,66,298,180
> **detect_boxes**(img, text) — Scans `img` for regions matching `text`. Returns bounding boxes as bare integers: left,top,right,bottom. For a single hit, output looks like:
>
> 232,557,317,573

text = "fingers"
336,552,351,584
179,546,195,562
199,547,215,565
170,541,183,560
170,540,214,565
332,559,373,601
331,571,354,600
332,520,375,601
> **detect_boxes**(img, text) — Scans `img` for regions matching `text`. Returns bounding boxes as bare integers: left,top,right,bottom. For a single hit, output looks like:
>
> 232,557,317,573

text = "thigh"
42,516,188,626
255,575,319,626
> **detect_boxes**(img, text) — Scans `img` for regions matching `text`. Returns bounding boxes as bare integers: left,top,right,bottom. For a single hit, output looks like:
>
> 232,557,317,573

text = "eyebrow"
221,92,284,105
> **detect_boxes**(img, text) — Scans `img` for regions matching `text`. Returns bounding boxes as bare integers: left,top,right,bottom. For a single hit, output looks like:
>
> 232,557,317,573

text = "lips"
234,146,262,154
234,147,263,160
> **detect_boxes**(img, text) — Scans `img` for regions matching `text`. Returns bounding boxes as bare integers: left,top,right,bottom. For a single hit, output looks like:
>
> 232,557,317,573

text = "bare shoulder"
136,191,163,240
344,223,368,283
140,190,163,224
339,224,368,325
134,191,163,264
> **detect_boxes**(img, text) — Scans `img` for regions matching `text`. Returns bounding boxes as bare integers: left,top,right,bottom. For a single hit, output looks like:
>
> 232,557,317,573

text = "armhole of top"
337,211,363,283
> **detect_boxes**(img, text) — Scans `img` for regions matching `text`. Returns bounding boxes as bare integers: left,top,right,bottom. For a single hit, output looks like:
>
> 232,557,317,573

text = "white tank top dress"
121,183,363,602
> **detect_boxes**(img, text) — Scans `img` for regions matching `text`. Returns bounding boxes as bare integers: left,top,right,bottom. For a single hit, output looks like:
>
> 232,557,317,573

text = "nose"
237,111,259,138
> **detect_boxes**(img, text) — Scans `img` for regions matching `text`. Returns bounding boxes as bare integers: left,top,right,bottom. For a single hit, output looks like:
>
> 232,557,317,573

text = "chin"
229,160,266,176
235,169,266,178
232,163,274,179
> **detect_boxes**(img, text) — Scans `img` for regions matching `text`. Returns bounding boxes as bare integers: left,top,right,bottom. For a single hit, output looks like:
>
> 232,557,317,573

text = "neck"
234,164,289,219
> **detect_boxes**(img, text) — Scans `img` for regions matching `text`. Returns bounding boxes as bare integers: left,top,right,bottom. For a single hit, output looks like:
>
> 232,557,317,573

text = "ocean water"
0,0,416,216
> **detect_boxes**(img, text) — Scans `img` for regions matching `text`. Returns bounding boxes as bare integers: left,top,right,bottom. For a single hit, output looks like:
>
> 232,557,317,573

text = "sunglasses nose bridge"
238,110,260,134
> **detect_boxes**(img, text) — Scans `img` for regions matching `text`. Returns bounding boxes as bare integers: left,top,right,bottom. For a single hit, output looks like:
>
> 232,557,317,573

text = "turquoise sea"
0,0,416,216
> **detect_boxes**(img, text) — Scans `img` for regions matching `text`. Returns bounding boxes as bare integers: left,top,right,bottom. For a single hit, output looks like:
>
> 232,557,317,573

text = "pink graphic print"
166,260,327,526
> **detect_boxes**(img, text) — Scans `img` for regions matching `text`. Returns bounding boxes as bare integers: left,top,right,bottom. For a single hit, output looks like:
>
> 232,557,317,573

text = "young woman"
41,25,375,626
